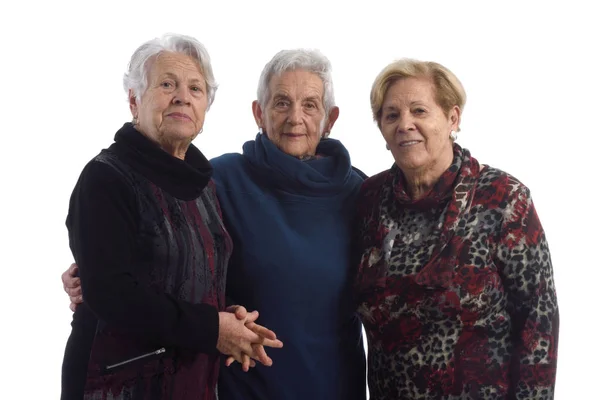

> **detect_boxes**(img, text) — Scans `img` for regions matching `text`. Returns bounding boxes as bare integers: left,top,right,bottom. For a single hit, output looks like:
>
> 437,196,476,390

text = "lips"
398,140,422,147
167,112,191,121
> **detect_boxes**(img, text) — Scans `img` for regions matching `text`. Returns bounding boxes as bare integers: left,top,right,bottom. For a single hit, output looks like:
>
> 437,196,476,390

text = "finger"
242,354,251,372
235,307,248,320
69,263,79,275
225,305,248,320
228,351,244,365
225,356,236,367
66,286,82,297
249,359,256,368
261,338,284,348
225,305,241,313
65,277,81,290
251,344,272,367
246,322,277,340
245,310,259,323
69,302,76,312
70,295,83,305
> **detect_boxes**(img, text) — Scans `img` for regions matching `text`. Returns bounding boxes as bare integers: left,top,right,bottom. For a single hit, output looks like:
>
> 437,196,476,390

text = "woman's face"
130,52,208,148
252,69,339,158
379,77,459,173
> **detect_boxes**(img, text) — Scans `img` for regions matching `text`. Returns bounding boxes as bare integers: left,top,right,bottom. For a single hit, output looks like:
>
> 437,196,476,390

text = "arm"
67,160,218,353
495,185,559,399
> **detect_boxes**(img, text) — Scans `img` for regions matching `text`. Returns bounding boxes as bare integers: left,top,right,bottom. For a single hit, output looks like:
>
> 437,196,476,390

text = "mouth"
167,112,191,121
283,133,305,139
397,140,422,147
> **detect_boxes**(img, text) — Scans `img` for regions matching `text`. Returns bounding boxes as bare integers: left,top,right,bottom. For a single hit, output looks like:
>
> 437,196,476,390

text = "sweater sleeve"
494,185,559,399
67,160,219,354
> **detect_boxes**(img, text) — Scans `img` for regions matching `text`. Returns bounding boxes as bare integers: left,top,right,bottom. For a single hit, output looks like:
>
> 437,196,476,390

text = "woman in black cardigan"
61,33,282,400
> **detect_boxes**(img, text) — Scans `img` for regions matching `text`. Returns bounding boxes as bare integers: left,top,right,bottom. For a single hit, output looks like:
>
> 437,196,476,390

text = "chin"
279,144,310,157
164,128,198,141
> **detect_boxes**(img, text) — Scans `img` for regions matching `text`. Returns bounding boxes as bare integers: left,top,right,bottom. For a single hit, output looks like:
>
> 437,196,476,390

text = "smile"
398,140,421,147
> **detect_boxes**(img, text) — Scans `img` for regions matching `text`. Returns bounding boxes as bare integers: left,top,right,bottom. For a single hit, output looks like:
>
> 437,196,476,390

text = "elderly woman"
60,34,281,400
63,49,367,399
211,49,366,399
354,59,559,399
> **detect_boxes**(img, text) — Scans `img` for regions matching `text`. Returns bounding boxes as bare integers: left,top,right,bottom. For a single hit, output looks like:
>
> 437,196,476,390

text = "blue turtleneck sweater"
211,134,367,400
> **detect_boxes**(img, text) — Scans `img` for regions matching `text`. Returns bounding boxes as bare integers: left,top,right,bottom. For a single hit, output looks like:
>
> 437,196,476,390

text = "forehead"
149,52,205,81
268,69,324,99
383,77,436,105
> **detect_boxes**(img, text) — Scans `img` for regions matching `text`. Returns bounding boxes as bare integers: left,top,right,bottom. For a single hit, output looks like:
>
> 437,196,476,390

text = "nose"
173,86,191,105
397,113,416,133
287,104,303,125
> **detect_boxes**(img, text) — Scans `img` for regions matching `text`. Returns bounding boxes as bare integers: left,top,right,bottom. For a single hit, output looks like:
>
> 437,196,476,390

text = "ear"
252,100,264,129
449,105,461,131
324,106,340,134
129,89,139,119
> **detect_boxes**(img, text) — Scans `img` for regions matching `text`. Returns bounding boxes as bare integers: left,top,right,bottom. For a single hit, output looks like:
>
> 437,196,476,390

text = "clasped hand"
217,306,283,372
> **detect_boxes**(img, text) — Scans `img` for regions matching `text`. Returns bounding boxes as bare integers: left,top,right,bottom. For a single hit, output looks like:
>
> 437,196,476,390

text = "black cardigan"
61,123,231,400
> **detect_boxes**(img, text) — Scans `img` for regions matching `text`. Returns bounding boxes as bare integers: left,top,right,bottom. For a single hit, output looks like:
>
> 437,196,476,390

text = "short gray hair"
257,49,336,116
123,33,218,109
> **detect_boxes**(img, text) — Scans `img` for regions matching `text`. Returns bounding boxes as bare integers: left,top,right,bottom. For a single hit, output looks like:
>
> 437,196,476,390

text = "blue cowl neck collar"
242,133,356,197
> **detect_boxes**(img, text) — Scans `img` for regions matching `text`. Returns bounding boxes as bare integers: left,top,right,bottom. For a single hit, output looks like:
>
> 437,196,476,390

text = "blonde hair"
370,59,466,130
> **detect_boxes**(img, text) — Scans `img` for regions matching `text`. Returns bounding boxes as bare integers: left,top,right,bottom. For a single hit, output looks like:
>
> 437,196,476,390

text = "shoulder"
351,166,369,181
210,152,244,169
476,165,532,203
360,169,392,195
210,152,250,188
73,150,136,199
355,169,392,216
473,165,535,227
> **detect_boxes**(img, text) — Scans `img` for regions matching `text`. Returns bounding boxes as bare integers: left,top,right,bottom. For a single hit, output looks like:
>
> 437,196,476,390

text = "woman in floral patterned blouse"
354,59,559,399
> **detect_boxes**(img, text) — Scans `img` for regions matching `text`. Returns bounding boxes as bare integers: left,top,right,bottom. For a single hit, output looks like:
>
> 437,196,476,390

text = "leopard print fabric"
354,145,559,400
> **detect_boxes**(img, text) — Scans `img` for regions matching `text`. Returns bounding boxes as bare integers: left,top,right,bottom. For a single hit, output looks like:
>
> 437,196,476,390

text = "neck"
137,127,190,160
159,140,189,160
297,154,321,161
402,150,454,200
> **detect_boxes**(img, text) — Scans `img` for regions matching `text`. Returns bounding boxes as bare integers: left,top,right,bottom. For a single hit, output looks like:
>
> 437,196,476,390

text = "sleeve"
494,184,559,399
67,161,219,354
351,181,376,309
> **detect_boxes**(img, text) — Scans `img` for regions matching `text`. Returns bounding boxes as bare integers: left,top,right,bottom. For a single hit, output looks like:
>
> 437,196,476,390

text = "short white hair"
257,49,336,116
123,33,218,109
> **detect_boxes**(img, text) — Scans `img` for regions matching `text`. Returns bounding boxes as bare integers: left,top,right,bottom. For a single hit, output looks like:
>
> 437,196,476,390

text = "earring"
132,116,138,125
450,130,458,141
386,143,390,151
258,127,263,134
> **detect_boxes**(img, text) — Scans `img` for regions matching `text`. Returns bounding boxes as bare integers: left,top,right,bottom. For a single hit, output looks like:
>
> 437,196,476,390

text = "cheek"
380,124,395,141
267,113,283,134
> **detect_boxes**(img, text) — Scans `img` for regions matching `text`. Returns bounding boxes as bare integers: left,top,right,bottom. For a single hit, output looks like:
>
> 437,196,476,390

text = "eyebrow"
159,72,203,84
383,101,428,110
303,96,322,103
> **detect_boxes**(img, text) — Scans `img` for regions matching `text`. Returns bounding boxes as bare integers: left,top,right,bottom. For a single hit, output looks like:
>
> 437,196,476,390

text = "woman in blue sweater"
63,48,367,399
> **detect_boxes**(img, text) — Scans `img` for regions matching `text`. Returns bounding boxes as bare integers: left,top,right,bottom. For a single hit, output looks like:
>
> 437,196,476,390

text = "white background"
1,0,597,398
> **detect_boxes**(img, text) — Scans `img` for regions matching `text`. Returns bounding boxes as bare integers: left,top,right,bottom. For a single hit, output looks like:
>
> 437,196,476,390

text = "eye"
304,102,316,109
275,100,289,108
384,112,398,121
190,86,203,93
413,107,426,115
160,81,173,88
